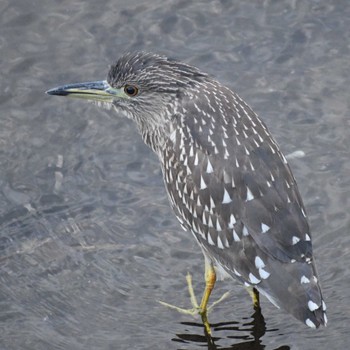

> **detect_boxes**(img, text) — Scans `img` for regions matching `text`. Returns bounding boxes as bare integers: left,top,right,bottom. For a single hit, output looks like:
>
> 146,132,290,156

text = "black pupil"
125,85,137,96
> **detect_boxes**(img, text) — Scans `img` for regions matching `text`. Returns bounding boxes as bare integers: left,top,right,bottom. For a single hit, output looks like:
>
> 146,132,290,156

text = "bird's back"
160,79,327,328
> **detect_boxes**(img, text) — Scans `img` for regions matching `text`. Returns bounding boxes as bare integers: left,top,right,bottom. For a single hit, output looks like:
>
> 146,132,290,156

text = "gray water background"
0,0,349,349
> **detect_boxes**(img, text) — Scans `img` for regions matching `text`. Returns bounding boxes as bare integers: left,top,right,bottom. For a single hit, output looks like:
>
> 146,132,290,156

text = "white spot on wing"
255,256,270,279
208,216,214,228
206,159,214,173
210,197,215,209
223,235,230,248
200,176,207,190
189,145,194,157
217,236,224,249
242,225,249,236
232,229,240,242
255,256,265,269
261,223,270,233
305,233,311,241
292,236,300,245
246,187,254,201
305,318,316,328
207,233,215,246
322,300,326,311
222,188,232,204
300,276,310,284
308,300,319,312
249,273,261,284
197,227,205,239
224,149,229,159
259,268,270,279
183,156,188,167
233,268,241,276
202,212,207,225
194,153,199,166
228,214,236,228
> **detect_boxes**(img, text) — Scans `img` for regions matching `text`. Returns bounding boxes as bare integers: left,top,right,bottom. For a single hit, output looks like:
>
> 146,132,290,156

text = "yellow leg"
159,259,230,335
199,259,216,334
247,287,260,309
200,260,216,308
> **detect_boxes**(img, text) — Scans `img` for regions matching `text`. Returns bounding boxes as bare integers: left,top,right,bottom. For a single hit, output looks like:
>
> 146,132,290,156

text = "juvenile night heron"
47,52,327,331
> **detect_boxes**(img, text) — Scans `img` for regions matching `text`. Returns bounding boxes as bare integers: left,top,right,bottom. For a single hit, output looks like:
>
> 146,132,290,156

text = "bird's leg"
247,287,260,310
159,259,230,335
199,259,216,310
198,260,217,334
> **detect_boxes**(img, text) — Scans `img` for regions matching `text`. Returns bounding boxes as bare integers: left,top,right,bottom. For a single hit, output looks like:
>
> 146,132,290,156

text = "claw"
158,300,199,316
159,265,230,335
207,291,230,313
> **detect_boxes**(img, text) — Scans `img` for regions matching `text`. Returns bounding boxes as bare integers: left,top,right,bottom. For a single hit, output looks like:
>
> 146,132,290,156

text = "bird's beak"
46,80,122,102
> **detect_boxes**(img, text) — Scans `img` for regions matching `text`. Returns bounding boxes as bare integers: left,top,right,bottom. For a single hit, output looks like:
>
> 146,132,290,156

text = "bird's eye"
124,85,139,97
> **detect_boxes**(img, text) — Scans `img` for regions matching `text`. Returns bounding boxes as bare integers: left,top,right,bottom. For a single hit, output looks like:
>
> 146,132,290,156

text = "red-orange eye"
124,85,138,97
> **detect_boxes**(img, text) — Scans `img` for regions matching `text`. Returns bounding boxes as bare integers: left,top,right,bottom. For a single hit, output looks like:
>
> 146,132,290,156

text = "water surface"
0,1,349,349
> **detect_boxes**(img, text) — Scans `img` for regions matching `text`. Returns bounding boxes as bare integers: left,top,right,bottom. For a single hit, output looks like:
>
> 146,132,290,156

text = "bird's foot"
158,274,203,316
159,272,230,335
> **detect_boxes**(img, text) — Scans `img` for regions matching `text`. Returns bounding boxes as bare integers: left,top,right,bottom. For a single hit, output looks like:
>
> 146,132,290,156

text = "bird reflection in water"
172,308,290,350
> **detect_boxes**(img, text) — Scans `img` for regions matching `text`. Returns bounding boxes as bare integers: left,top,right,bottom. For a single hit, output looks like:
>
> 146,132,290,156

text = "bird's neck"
136,101,179,156
138,123,168,156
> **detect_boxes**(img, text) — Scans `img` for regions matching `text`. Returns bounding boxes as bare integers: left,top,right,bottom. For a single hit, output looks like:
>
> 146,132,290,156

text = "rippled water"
1,1,349,349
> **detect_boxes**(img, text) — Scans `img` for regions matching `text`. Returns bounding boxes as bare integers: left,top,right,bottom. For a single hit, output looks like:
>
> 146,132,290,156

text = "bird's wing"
161,89,326,327
162,89,312,264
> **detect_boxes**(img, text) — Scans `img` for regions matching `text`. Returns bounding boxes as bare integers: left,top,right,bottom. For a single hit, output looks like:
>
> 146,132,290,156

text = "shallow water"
0,0,349,349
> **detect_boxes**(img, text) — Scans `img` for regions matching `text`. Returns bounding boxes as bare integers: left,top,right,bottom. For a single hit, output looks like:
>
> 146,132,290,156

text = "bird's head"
46,52,209,131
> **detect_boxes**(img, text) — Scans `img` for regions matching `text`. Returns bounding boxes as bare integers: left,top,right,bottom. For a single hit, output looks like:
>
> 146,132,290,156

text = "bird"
46,51,327,331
